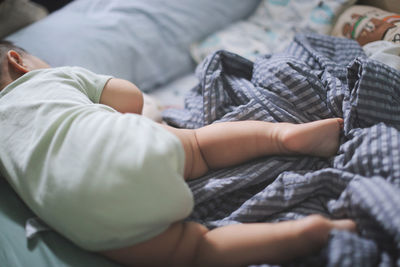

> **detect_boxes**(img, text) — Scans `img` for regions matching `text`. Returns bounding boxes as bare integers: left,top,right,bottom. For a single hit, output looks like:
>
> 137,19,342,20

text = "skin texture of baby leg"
276,118,344,157
164,118,343,180
193,214,356,267
102,215,356,267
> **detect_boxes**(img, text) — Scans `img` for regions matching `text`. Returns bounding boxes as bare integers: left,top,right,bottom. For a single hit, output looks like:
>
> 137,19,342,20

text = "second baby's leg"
163,118,343,180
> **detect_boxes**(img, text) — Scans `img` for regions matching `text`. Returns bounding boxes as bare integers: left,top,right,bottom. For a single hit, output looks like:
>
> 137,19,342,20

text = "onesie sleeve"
67,66,112,103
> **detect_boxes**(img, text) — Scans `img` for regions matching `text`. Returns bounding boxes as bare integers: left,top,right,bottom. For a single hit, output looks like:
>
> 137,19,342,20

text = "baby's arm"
101,216,355,267
99,78,144,114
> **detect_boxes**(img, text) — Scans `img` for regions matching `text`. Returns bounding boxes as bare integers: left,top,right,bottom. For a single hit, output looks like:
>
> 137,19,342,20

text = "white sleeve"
67,66,112,103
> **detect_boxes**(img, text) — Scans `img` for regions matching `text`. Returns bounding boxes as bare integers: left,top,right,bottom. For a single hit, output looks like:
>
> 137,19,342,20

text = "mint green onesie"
0,67,193,251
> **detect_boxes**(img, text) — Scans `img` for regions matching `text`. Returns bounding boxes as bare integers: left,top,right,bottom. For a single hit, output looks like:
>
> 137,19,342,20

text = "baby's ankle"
297,215,333,249
276,123,303,155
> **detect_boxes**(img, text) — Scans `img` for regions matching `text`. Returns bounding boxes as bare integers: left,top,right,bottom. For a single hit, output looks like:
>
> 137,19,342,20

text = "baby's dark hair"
0,40,26,87
0,40,26,61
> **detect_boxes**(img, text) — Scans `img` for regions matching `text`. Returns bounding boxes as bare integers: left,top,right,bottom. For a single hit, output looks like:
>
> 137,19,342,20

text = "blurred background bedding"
1,0,400,266
164,33,400,267
4,0,260,92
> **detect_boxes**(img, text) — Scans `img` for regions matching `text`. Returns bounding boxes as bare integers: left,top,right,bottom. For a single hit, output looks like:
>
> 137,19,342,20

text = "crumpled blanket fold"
163,34,400,267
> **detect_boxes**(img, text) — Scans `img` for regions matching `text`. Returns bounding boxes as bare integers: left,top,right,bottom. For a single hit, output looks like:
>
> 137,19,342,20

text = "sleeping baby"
0,40,356,267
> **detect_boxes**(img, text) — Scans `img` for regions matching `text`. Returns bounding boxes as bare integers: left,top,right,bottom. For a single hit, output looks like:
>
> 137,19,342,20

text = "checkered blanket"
163,34,400,267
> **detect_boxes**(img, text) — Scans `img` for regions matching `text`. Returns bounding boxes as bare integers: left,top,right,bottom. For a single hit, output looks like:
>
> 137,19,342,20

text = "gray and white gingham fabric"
163,34,400,267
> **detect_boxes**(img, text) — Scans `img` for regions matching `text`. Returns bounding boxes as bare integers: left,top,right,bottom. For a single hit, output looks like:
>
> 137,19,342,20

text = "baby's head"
0,40,50,91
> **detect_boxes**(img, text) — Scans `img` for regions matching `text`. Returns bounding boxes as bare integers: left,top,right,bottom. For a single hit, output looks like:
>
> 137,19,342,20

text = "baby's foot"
278,118,343,157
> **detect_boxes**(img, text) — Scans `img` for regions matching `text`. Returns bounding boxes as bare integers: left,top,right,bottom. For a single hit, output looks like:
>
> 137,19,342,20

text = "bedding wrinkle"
163,33,400,266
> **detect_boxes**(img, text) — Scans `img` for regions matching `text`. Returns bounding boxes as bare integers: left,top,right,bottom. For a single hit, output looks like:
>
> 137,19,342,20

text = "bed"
1,0,400,266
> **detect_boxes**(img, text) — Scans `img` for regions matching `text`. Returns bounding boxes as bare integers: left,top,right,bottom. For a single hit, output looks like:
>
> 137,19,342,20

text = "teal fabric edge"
0,177,121,267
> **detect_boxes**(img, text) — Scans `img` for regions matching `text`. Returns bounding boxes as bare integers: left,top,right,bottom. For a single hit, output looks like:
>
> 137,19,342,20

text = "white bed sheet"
149,73,198,109
142,74,197,122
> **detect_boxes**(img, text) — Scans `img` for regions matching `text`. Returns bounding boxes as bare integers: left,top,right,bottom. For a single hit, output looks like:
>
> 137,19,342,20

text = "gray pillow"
7,0,260,91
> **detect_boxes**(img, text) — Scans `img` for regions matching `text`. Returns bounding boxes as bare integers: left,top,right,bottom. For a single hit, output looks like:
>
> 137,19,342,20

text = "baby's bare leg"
276,118,344,157
102,215,356,267
195,118,343,166
163,118,343,180
195,215,356,266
